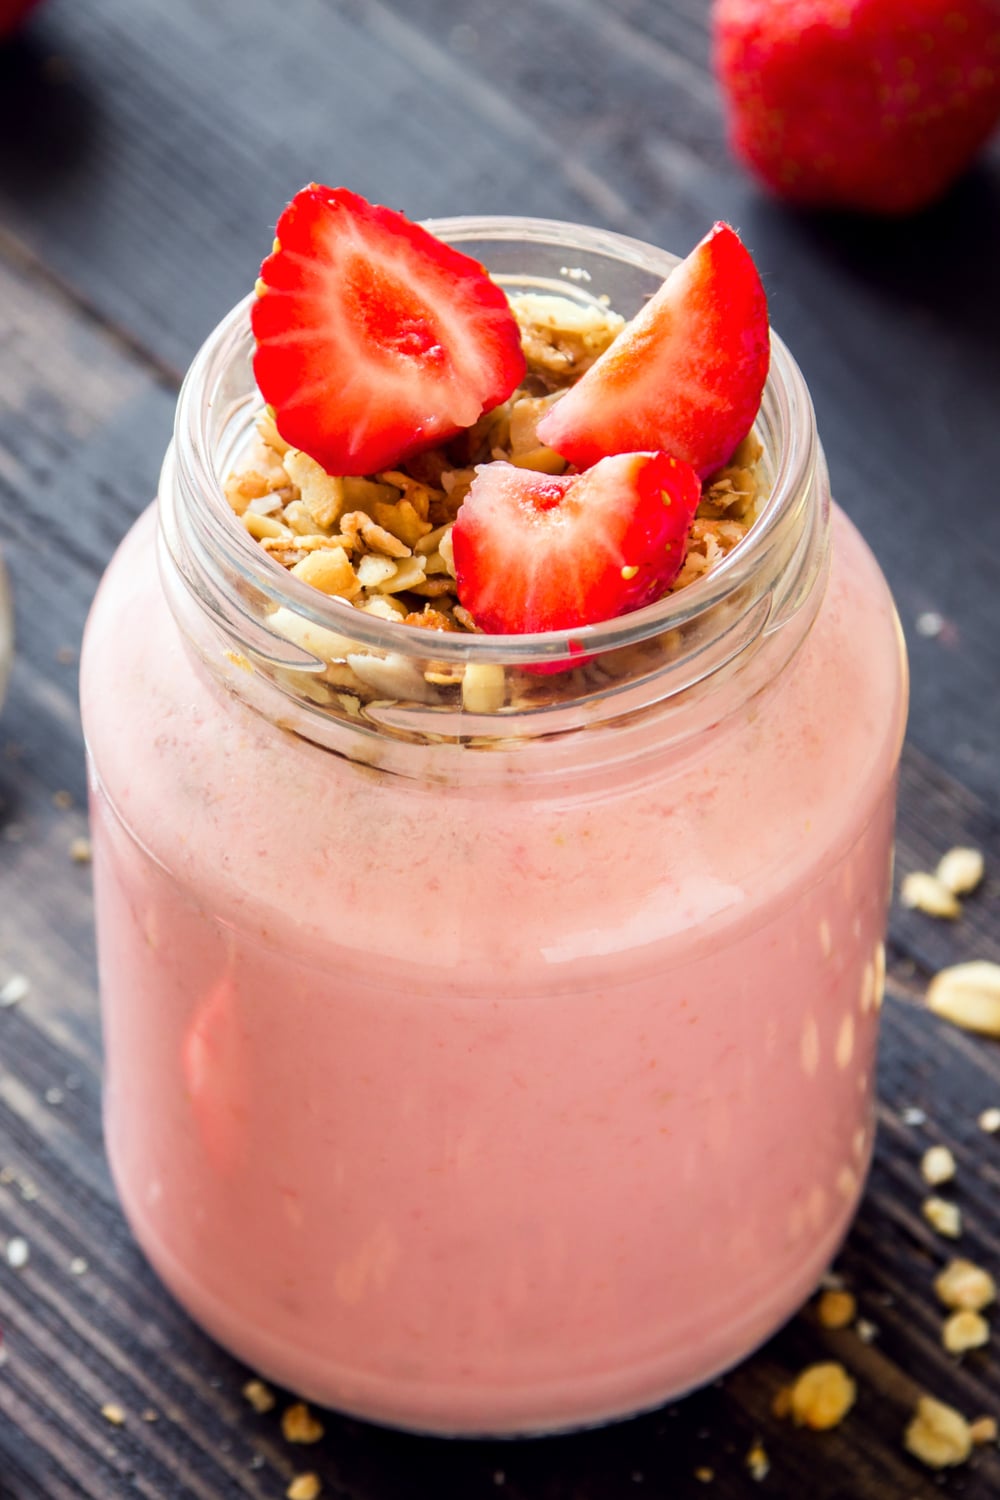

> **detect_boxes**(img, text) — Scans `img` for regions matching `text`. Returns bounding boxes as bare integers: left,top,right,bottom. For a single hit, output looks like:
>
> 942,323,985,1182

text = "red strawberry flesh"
536,222,769,480
251,185,526,476
452,452,702,636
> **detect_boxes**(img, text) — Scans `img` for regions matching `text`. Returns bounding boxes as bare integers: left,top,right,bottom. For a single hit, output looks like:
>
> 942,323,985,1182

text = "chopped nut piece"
745,1441,769,1481
969,1416,998,1446
788,1362,856,1429
934,1259,996,1311
927,962,1000,1037
376,556,427,594
101,1403,125,1426
904,1395,972,1468
771,1385,793,1419
244,511,288,541
979,1107,1000,1133
935,846,984,896
461,662,506,714
281,1402,324,1444
287,1477,321,1500
817,1288,857,1329
923,1196,962,1238
242,1378,276,1414
283,449,345,530
694,1469,715,1484
141,1408,158,1423
854,1318,878,1344
900,871,960,919
921,1145,957,1186
942,1309,989,1354
291,548,359,599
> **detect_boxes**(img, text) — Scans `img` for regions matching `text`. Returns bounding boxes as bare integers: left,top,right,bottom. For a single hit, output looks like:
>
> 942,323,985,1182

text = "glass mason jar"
80,217,907,1436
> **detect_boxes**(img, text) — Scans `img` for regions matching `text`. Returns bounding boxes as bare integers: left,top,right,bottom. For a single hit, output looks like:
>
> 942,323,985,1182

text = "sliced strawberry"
452,453,701,635
536,222,769,480
251,185,526,476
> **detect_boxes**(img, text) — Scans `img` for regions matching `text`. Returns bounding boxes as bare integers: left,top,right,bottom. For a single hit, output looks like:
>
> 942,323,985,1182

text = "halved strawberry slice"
536,222,769,479
251,185,526,476
452,452,701,635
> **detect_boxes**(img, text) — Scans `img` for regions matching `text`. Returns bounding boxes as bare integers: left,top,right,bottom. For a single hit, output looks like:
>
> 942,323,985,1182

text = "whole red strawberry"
0,0,43,37
713,0,1000,214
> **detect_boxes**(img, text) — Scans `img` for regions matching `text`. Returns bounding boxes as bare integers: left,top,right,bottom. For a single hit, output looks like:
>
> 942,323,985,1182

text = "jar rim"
169,214,819,671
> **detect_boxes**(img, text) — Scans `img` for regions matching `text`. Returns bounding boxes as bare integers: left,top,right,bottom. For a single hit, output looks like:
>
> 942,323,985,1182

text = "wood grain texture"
2,0,1000,1495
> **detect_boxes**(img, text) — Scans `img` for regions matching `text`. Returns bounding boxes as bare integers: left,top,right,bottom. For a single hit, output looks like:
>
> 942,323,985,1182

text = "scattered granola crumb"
979,1107,1000,1133
745,1440,769,1481
935,847,984,896
969,1416,998,1446
817,1288,857,1329
69,836,92,865
942,1309,990,1354
787,1362,856,1430
854,1318,879,1344
281,1402,325,1444
927,962,1000,1037
934,1259,996,1312
900,871,960,919
923,1196,962,1239
101,1403,125,1426
69,1256,88,1276
921,1145,957,1186
901,1106,927,1126
242,1379,276,1414
694,1468,715,1484
771,1386,793,1419
45,1088,64,1107
52,789,73,810
5,1236,29,1269
287,1477,321,1500
0,974,29,1007
904,1395,972,1468
141,1408,158,1423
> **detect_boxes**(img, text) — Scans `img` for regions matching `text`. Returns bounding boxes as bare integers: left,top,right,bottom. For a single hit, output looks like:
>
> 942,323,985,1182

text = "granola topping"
225,293,769,719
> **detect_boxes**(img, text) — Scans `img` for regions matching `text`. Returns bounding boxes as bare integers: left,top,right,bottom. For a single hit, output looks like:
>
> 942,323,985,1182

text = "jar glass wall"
80,218,907,1435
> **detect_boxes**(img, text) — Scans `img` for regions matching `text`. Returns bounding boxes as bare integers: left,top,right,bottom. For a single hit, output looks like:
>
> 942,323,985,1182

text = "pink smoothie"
82,502,905,1433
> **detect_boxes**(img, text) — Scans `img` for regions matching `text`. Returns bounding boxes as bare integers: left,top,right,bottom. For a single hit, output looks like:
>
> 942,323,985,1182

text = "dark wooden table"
2,1,1000,1496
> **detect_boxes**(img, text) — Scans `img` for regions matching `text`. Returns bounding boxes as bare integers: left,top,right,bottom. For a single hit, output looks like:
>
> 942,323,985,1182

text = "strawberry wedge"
251,185,526,476
536,222,769,479
452,452,702,636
